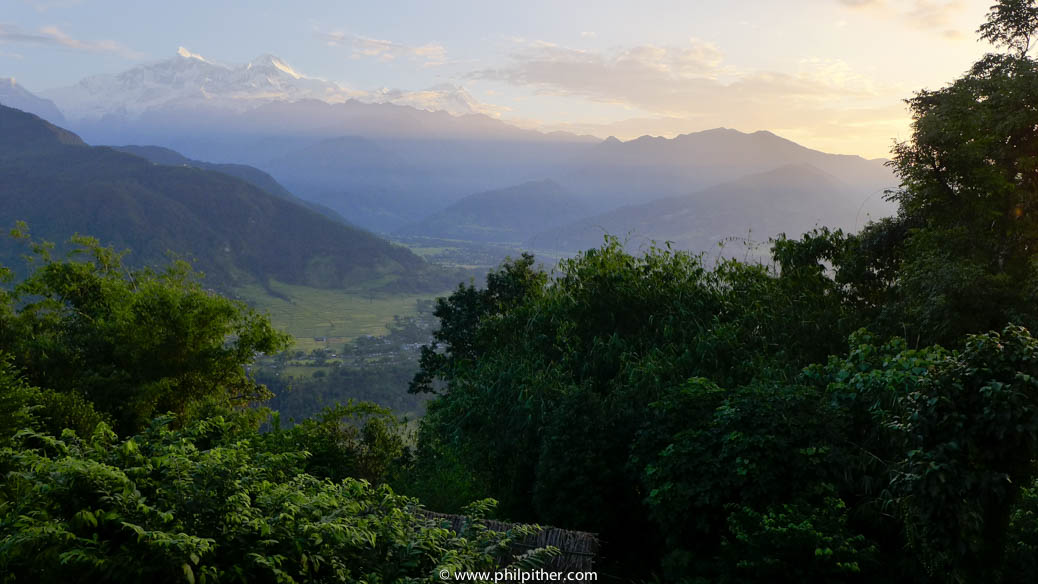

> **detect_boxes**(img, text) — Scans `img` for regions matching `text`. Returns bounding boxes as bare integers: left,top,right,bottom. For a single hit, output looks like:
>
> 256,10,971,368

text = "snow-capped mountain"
0,78,65,124
44,48,357,121
44,48,498,122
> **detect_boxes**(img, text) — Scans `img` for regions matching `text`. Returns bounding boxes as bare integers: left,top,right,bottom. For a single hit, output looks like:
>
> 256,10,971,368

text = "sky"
0,0,999,158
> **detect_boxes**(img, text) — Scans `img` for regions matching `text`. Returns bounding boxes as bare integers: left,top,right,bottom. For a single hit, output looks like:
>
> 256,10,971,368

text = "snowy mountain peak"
44,50,350,121
176,46,210,63
40,50,499,124
247,54,302,79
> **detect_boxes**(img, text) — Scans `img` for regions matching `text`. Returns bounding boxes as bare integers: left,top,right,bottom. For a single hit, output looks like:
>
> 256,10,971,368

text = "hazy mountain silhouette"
36,53,898,241
36,51,598,233
0,104,451,292
113,145,298,199
396,180,590,243
0,78,65,125
555,128,895,212
110,144,349,225
528,164,892,254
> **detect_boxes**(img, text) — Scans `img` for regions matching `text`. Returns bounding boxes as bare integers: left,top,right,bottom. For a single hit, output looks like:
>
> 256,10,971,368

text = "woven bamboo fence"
418,510,599,572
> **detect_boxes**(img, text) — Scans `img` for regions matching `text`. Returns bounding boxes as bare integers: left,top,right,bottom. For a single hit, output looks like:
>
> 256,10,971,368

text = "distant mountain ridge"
110,144,350,225
0,104,452,293
263,136,428,233
528,163,891,253
41,49,595,145
555,128,895,212
396,180,590,243
112,145,298,199
43,48,349,121
0,101,82,149
0,78,65,125
31,51,899,242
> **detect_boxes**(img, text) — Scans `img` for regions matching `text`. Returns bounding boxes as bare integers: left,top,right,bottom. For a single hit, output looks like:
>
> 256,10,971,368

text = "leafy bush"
262,401,409,484
0,413,556,584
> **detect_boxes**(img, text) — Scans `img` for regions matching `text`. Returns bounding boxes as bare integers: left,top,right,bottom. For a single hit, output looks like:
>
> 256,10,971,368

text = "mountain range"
397,180,591,244
527,164,885,253
0,104,451,293
109,144,348,224
5,50,902,261
554,129,894,211
44,48,349,121
0,78,64,124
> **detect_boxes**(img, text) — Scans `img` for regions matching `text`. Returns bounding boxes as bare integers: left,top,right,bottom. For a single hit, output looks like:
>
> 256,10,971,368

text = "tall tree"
781,0,1038,346
0,229,289,433
979,0,1038,56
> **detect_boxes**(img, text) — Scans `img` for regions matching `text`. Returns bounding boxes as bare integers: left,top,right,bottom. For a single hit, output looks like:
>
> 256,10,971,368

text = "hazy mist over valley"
4,47,899,259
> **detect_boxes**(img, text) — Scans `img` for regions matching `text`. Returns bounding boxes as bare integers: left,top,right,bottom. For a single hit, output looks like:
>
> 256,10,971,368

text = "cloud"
837,0,967,39
907,0,966,38
0,23,140,57
472,40,879,116
473,39,907,157
472,38,729,107
316,30,446,66
580,31,597,39
369,83,510,117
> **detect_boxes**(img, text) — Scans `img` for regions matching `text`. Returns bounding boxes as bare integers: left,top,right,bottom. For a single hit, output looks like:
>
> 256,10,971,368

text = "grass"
234,280,446,351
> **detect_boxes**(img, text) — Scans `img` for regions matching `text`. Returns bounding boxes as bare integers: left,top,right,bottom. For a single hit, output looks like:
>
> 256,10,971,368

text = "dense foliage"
0,408,553,583
0,228,289,435
407,233,1038,583
403,3,1038,581
0,235,558,583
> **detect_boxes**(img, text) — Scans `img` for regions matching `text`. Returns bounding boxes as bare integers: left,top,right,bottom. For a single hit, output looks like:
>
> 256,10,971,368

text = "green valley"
234,280,441,351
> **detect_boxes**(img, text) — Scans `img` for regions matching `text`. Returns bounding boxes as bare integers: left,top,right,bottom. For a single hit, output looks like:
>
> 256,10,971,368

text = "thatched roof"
418,510,599,572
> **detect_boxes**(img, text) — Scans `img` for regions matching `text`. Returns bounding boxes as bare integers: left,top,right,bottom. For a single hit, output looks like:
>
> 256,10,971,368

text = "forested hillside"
111,144,353,225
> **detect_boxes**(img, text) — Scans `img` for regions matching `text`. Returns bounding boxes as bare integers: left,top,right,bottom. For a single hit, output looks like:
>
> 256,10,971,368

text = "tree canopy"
401,3,1038,581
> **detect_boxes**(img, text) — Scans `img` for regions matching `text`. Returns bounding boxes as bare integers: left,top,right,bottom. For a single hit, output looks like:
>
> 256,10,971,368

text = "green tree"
885,326,1038,582
761,1,1038,349
979,0,1038,55
834,0,1038,345
409,253,546,396
0,229,289,434
262,401,409,484
406,240,866,574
